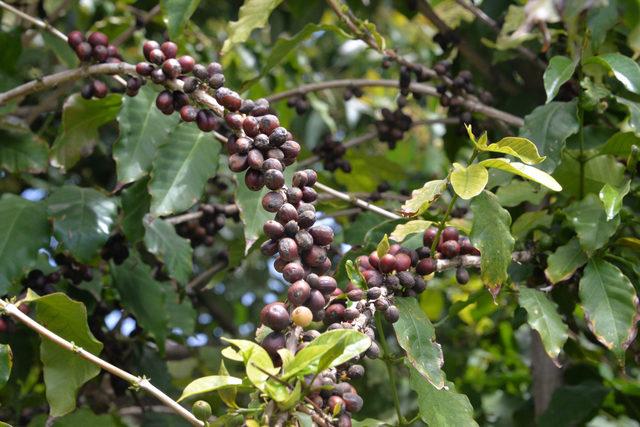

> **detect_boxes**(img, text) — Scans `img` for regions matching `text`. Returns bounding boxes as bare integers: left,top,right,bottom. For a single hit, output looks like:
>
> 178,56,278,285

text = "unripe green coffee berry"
192,400,212,421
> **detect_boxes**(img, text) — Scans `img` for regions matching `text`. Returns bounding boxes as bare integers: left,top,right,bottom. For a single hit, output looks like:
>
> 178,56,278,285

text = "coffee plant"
0,0,639,426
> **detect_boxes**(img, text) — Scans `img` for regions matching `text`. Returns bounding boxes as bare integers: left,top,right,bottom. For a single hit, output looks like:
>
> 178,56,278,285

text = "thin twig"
314,182,401,220
0,299,204,427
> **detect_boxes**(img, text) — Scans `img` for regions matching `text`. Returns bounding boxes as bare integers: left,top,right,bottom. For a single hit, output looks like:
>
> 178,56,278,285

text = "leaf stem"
375,312,405,426
578,104,586,200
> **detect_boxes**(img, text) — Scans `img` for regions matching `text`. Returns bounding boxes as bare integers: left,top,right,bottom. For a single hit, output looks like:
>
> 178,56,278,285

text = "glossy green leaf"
149,123,220,216
50,94,121,171
178,375,243,402
409,366,478,427
584,53,640,95
31,293,103,416
111,254,169,351
144,216,193,284
599,180,630,220
544,238,588,284
579,258,638,360
221,338,278,391
221,0,284,55
479,158,562,191
587,0,618,48
543,56,578,103
511,211,552,240
564,194,620,253
376,234,390,258
399,179,447,217
0,130,48,173
554,153,626,198
520,100,579,172
113,86,179,184
160,0,201,39
450,163,489,200
495,180,546,207
390,220,433,242
393,297,445,388
519,288,568,363
235,174,276,254
47,186,118,263
469,191,515,292
481,137,546,165
537,382,608,427
616,96,640,133
121,178,151,243
0,344,11,390
599,132,640,156
51,408,122,427
0,195,49,294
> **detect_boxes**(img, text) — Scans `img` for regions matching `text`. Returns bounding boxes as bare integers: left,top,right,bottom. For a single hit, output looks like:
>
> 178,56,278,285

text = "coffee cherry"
172,91,189,110
416,258,436,275
292,171,308,188
196,109,217,132
155,90,174,112
192,400,212,422
324,304,345,325
414,275,427,293
291,306,313,327
207,62,222,76
303,245,327,267
309,225,334,246
135,62,154,76
260,302,290,331
281,140,301,159
208,73,225,89
395,253,412,272
456,267,470,284
150,68,166,84
215,88,242,111
75,42,93,61
288,280,311,306
379,254,397,273
93,44,109,62
180,105,198,122
397,271,415,288
328,395,345,414
162,58,182,79
245,169,265,191
67,31,84,48
245,149,263,170
264,169,285,190
282,262,305,283
307,289,326,313
366,341,380,359
192,63,208,80
91,80,108,98
263,220,284,240
160,41,178,58
143,40,160,60
374,297,390,312
259,115,280,135
262,331,286,359
347,289,364,301
441,226,459,242
149,48,166,65
440,240,460,258
423,227,438,247
317,276,337,294
363,270,383,287
286,187,303,205
228,153,249,172
284,220,300,237
343,392,363,412
254,134,271,151
88,31,108,47
338,414,353,427
384,305,400,323
278,238,299,261
81,83,94,99
182,76,199,94
177,55,195,73
460,237,480,256
275,203,298,225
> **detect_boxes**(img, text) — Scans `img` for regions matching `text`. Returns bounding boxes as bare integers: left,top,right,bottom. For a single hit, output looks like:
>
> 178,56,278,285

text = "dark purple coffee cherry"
294,230,314,252
264,169,285,190
288,280,311,306
416,258,436,275
364,270,383,288
347,289,364,301
260,302,290,331
207,62,222,75
261,157,283,173
284,220,299,237
215,88,242,111
150,68,167,84
281,140,301,159
297,210,316,229
226,136,251,155
384,274,401,290
366,341,381,359
254,134,271,151
456,267,470,284
91,80,108,98
228,153,249,172
192,63,208,80
423,227,438,247
247,149,264,169
324,304,345,324
81,83,94,99
374,297,390,312
136,62,154,76
259,114,280,135
162,58,182,79
416,246,431,259
196,109,217,132
208,73,225,89
286,187,303,205
282,262,305,283
172,91,189,110
303,246,327,268
343,393,363,412
180,105,198,122
269,127,288,146
67,30,84,48
309,225,334,246
306,289,326,313
177,55,195,73
275,203,298,225
440,240,460,258
348,364,365,379
143,40,160,60
88,31,108,47
278,238,299,262
292,171,308,188
155,90,174,112
149,48,166,65
182,76,199,93
75,42,93,61
93,44,109,62
225,113,243,130
397,271,415,288
245,169,265,191
160,41,178,58
261,331,286,359
441,226,459,242
301,187,318,203
242,116,260,137
460,237,480,256
317,276,337,294
263,220,285,240
384,305,400,323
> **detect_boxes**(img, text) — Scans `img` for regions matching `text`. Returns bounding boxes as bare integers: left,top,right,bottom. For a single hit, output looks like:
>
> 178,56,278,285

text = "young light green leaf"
345,260,366,289
149,123,220,216
221,0,284,55
579,258,638,360
599,180,630,220
543,56,578,103
31,293,103,416
393,297,445,389
47,186,118,263
479,158,562,191
376,234,390,258
564,194,620,253
143,217,193,284
160,0,201,39
399,179,447,217
584,53,640,95
0,344,11,390
480,137,546,164
519,288,569,364
409,366,478,427
544,238,588,284
121,178,151,243
520,100,579,173
390,220,433,242
470,191,515,294
177,375,243,402
450,163,489,200
221,338,278,391
0,129,48,173
51,94,122,171
465,124,487,148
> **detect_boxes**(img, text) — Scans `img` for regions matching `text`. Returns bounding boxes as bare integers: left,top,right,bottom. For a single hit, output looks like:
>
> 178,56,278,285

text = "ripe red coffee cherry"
324,304,345,324
260,302,290,331
273,257,288,273
75,42,93,61
456,267,470,284
291,306,313,327
416,258,437,275
155,90,174,112
177,55,195,73
460,237,481,256
225,113,243,130
288,280,311,306
343,393,363,412
162,58,182,79
226,136,251,155
301,187,318,203
317,276,337,294
262,191,285,213
264,169,285,190
379,254,397,273
160,41,178,58
309,225,334,246
215,88,242,111
395,253,412,272
263,220,284,240
242,117,260,137
143,40,160,60
259,115,280,135
278,238,299,262
292,171,308,188
149,48,166,65
303,245,327,267
261,331,286,358
362,269,382,287
368,251,380,269
306,289,326,312
358,255,372,271
281,140,301,160
88,31,108,47
196,109,217,132
388,244,402,255
245,169,265,191
92,44,109,62
440,240,460,258
441,226,459,242
328,395,345,414
227,153,249,172
91,80,108,98
180,105,198,122
67,30,84,48
423,227,438,247
286,187,303,205
136,62,154,76
247,149,264,170
282,262,305,283
260,239,278,256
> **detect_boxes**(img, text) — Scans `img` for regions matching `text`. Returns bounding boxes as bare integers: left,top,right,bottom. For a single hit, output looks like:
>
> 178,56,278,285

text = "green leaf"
376,234,390,258
0,129,48,173
587,0,618,48
31,293,103,416
599,132,640,156
537,382,608,427
149,123,220,216
393,297,445,388
554,153,626,198
221,338,278,391
0,195,49,293
0,344,12,390
282,330,371,380
469,191,515,292
235,177,273,255
113,86,179,184
495,180,546,207
511,211,552,240
519,288,569,363
160,0,201,40
111,254,169,351
564,194,620,253
579,258,638,360
345,260,366,289
615,96,640,133
479,137,546,165
51,94,122,171
143,216,193,284
52,408,122,427
584,53,640,95
599,180,630,220
121,178,151,243
544,238,588,284
450,163,489,200
399,179,447,217
543,56,578,103
409,365,477,427
47,186,118,264
390,220,433,242
520,100,579,172
221,0,284,55
177,375,243,402
479,158,562,191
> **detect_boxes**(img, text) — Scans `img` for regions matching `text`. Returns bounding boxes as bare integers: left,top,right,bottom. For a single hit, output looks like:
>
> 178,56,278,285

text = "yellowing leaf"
390,220,433,242
399,180,447,217
480,137,546,164
479,158,562,191
450,163,489,200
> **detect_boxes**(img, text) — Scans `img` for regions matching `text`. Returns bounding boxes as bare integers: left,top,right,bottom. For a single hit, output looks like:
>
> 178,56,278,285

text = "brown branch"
314,182,401,220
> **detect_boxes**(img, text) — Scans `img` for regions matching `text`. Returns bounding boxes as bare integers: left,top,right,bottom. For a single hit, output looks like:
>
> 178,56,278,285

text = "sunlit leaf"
599,180,630,220
480,137,546,164
584,53,640,95
398,179,447,217
543,56,578,103
450,163,488,200
178,375,243,402
221,0,284,55
390,220,433,242
160,0,201,39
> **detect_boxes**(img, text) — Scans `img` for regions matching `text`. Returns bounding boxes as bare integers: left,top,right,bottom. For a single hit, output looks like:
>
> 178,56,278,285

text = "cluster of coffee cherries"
21,252,96,296
175,203,240,248
343,84,364,101
419,226,480,284
100,234,130,265
312,134,351,173
307,371,364,426
21,268,61,295
375,106,413,149
286,93,311,115
66,30,128,99
433,31,460,52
